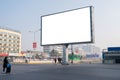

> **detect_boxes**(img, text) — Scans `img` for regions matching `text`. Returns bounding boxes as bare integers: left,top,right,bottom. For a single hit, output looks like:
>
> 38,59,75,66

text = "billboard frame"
41,6,94,46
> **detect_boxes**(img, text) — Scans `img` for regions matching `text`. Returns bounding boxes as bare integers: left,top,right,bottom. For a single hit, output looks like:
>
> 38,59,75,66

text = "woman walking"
3,56,9,73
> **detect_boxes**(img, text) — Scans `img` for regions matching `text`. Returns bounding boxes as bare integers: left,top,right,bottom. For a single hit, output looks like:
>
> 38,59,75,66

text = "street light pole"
29,29,41,50
29,29,40,41
71,44,74,64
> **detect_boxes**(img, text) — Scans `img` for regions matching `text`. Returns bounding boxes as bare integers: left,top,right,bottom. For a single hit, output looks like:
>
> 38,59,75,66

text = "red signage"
0,53,9,57
75,49,79,53
33,42,37,49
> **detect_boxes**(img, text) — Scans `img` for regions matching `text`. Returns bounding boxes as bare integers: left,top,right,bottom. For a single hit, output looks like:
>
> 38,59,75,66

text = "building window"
13,44,15,46
4,39,7,41
4,35,7,37
17,37,20,39
9,40,11,42
14,36,16,39
17,45,19,47
17,41,19,43
9,48,11,51
4,44,6,46
9,35,11,38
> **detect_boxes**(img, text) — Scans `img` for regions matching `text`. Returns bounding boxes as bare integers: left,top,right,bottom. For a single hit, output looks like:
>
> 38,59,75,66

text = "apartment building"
0,27,21,54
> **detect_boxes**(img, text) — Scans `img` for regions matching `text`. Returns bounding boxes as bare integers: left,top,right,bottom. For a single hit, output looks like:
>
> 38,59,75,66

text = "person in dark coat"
54,58,57,64
58,57,62,64
3,56,9,73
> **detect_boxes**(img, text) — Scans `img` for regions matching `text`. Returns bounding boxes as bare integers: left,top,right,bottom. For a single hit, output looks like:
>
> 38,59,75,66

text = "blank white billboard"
41,6,94,46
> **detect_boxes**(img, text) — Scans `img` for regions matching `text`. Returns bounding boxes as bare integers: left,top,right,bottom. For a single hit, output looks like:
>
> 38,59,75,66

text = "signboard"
33,42,37,49
41,6,94,46
108,47,120,51
0,53,8,57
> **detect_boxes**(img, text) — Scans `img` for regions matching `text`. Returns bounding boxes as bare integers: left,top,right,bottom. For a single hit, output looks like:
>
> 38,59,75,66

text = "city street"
0,63,120,80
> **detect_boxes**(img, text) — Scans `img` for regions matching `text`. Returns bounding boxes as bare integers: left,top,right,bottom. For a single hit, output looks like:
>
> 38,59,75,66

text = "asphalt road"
0,63,120,80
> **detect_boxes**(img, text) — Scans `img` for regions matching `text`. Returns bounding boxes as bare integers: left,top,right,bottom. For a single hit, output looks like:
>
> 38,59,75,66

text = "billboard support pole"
62,44,69,65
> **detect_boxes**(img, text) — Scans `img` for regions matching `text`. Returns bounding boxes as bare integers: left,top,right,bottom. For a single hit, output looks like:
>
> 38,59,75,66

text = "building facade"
102,47,120,64
43,44,101,58
0,28,21,54
43,45,63,56
43,46,50,54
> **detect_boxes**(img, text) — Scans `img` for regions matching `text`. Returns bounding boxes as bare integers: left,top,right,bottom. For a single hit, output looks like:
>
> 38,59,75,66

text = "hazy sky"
0,0,120,51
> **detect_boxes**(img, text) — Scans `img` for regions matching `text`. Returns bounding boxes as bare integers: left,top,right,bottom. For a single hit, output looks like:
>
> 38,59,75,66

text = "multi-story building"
0,27,21,54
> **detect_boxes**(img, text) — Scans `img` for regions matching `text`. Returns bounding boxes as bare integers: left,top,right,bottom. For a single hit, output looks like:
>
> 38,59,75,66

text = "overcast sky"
0,0,120,51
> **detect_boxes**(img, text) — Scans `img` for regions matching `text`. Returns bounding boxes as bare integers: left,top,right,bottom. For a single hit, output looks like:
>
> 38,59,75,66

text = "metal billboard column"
62,44,69,65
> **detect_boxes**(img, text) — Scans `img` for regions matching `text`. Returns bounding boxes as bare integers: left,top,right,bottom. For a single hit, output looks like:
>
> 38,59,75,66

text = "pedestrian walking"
3,56,8,73
3,56,11,73
58,57,62,64
54,58,57,64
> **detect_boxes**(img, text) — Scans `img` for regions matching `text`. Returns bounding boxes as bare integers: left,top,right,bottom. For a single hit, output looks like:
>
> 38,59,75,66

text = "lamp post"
71,44,74,64
29,29,41,50
28,29,41,61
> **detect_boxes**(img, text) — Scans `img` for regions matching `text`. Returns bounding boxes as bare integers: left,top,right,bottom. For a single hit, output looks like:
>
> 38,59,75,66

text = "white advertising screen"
41,6,94,46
